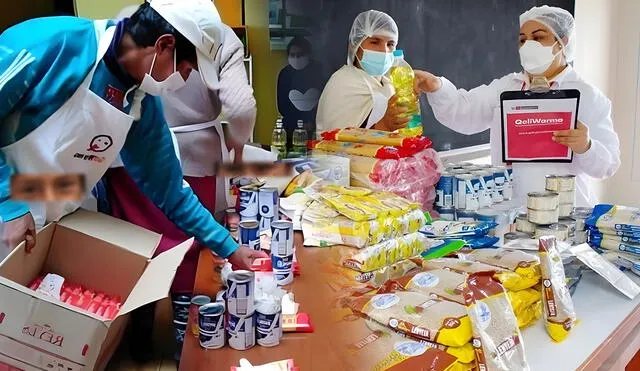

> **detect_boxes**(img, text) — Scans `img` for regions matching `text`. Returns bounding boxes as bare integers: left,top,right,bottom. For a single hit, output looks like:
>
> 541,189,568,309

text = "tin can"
527,192,560,211
535,223,569,241
435,172,455,208
572,208,592,231
173,320,187,346
558,217,577,237
226,271,255,316
553,190,576,205
227,312,256,351
271,220,294,257
574,230,588,244
198,303,225,349
436,207,456,221
190,295,211,336
472,170,493,208
171,294,192,323
239,220,261,251
239,186,259,221
256,302,282,347
259,187,279,232
516,214,536,234
493,167,506,201
272,254,294,286
545,175,577,192
499,166,514,201
559,203,574,218
456,174,478,211
528,208,559,225
456,209,476,222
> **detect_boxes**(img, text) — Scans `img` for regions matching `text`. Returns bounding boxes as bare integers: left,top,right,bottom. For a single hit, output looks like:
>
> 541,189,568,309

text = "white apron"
363,77,392,128
169,119,235,211
0,21,140,228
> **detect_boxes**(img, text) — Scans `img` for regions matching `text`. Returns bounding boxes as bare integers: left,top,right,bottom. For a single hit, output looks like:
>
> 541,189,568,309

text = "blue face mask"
358,49,394,77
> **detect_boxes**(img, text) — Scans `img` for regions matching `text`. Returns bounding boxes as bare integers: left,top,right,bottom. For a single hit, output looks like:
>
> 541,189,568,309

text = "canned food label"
271,254,293,270
199,328,225,349
227,279,254,316
271,226,293,256
239,189,259,219
256,311,281,346
227,314,256,350
199,312,224,333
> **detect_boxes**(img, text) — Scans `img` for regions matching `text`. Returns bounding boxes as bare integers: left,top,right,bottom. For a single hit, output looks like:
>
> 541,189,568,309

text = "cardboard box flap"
57,209,161,259
118,238,194,316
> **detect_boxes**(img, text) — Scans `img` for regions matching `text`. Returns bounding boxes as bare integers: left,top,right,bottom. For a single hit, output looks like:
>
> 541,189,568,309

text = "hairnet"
520,5,576,62
347,10,398,65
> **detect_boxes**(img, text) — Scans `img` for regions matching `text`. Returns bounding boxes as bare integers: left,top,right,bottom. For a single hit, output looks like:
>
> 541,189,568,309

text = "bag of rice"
419,257,535,292
458,249,541,291
348,288,473,347
324,260,422,293
539,236,577,342
463,272,530,371
586,204,640,233
333,316,462,371
393,268,467,304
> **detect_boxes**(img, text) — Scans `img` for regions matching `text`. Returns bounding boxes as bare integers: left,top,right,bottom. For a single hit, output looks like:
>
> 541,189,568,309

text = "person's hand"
414,70,442,93
373,94,411,132
1,213,36,253
553,121,592,154
227,245,269,270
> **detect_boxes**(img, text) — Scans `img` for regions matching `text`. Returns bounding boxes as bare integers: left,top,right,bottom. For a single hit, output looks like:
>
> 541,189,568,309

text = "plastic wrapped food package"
348,289,473,347
458,249,541,291
320,127,431,148
312,140,426,159
394,268,467,304
324,260,422,293
586,204,640,232
333,317,461,371
538,236,577,342
463,272,530,371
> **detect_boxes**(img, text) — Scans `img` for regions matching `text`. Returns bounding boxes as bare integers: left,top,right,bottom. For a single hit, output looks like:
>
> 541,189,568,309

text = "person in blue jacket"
0,0,267,269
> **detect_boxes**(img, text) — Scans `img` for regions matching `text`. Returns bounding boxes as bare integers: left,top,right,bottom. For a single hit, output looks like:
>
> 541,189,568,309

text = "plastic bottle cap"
393,50,404,57
297,121,303,128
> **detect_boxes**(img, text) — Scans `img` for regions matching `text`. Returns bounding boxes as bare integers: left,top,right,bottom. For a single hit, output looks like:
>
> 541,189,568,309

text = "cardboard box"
0,210,192,371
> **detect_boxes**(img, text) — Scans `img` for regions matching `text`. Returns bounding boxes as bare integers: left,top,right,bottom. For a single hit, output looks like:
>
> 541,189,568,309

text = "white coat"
426,66,620,207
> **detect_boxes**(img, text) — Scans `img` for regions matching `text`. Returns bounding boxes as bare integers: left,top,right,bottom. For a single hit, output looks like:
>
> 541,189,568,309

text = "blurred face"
355,35,397,65
519,20,566,68
11,174,85,202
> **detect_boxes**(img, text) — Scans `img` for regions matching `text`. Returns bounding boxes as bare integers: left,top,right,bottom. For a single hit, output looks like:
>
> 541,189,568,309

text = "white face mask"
289,56,310,70
519,40,561,75
139,50,186,96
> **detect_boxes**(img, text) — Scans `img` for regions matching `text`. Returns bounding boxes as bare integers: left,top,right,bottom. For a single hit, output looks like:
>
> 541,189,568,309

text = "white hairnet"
116,4,141,20
347,10,399,65
520,5,576,62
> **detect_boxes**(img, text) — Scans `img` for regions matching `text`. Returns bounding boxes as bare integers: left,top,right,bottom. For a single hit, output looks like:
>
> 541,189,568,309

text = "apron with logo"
1,21,139,229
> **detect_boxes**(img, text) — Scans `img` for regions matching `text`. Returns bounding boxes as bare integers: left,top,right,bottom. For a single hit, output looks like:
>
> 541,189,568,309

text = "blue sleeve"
0,35,42,221
120,96,238,258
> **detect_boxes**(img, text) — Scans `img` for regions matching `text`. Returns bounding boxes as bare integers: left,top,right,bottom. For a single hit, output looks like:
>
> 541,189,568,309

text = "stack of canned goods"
225,270,256,350
238,186,281,250
526,191,569,241
270,220,295,286
572,207,593,244
436,163,513,221
545,175,576,218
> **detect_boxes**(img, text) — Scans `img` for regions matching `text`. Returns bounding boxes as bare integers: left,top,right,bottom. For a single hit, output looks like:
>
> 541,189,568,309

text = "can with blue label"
255,301,282,347
493,167,506,202
226,271,255,316
456,174,479,211
436,207,456,221
227,312,256,350
435,172,455,209
271,220,294,257
472,170,492,208
503,165,514,201
239,186,259,221
198,303,225,349
239,220,260,251
259,187,279,232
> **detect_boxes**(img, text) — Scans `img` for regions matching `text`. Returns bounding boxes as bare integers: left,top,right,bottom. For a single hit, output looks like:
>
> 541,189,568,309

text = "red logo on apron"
105,85,125,109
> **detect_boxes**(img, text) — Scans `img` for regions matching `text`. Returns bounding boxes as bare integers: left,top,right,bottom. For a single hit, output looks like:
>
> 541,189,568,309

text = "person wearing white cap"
415,5,620,207
0,1,267,269
316,10,410,135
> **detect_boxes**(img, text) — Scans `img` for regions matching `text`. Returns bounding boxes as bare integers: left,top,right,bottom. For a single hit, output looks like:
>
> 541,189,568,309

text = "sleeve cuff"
426,77,458,106
574,139,601,165
213,234,239,259
0,199,30,223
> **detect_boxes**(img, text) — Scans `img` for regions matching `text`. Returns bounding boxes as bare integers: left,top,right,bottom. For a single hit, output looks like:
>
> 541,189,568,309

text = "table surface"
179,243,340,371
180,244,640,371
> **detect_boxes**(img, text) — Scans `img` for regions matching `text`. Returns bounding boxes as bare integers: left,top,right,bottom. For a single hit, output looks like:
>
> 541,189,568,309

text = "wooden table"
179,236,341,370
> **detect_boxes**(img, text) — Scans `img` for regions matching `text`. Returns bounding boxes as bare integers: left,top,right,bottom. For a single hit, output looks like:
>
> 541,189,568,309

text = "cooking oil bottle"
389,50,423,137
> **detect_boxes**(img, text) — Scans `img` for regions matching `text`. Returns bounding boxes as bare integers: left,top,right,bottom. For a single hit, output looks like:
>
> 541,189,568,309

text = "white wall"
575,0,640,207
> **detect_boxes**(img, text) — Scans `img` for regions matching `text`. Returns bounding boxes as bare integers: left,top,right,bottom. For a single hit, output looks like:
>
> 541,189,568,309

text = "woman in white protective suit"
316,10,410,135
415,5,620,207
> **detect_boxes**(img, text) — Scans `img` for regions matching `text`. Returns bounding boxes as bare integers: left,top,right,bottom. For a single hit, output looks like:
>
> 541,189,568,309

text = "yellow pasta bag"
539,236,577,342
322,127,414,146
507,288,541,315
516,301,543,329
459,249,541,291
323,184,373,197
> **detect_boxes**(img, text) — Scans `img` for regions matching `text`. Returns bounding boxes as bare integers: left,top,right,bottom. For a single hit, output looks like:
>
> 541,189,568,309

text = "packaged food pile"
28,274,121,320
420,220,500,249
314,128,442,211
586,204,640,257
301,184,428,248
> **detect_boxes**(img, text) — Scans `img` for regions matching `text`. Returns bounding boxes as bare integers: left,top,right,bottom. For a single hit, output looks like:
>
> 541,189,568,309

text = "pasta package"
348,289,473,347
334,317,461,371
420,257,534,292
458,249,541,291
313,140,423,159
463,272,530,371
394,268,467,305
507,288,541,315
516,301,543,329
324,260,422,293
586,204,640,232
539,236,577,342
321,127,432,148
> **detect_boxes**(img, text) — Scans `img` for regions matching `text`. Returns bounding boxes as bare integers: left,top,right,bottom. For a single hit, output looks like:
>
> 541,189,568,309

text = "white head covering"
347,10,399,65
520,5,576,62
